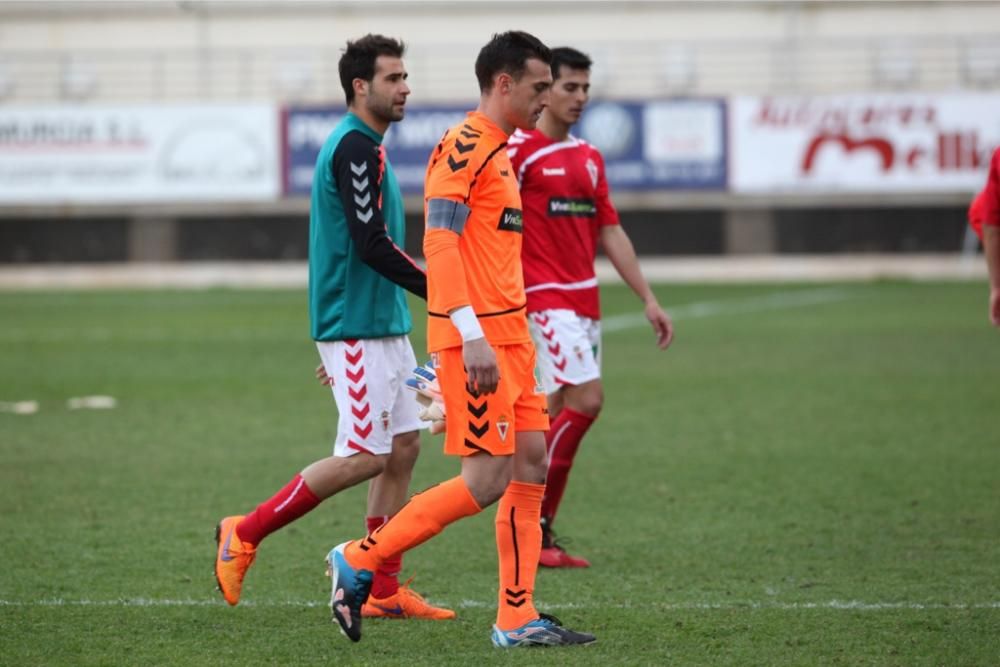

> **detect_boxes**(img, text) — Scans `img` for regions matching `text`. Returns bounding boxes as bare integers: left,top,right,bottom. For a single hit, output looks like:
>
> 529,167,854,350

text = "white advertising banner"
0,105,280,204
730,94,1000,193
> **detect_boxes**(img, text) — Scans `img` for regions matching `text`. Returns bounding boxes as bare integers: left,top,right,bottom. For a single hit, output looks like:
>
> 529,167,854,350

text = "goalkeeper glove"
406,360,446,435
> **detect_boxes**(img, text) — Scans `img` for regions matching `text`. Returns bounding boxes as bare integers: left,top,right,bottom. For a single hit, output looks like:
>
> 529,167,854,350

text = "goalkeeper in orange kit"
325,31,596,648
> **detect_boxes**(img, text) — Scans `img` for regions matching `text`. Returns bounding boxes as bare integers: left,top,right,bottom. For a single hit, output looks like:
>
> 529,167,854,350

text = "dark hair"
474,31,552,93
550,46,592,79
339,34,406,105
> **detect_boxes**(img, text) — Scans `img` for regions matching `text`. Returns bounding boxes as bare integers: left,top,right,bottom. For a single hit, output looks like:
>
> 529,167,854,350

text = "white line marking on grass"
66,395,117,410
3,598,999,611
602,287,853,333
0,400,39,415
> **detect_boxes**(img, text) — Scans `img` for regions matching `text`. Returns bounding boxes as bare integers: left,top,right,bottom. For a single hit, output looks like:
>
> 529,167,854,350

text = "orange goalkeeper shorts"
434,341,549,457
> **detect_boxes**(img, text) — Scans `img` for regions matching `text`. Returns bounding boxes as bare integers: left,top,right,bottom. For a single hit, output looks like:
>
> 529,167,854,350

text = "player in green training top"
213,34,454,621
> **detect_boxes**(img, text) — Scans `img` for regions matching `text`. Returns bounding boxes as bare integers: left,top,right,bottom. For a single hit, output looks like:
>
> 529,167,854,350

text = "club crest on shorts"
496,414,510,441
380,409,391,432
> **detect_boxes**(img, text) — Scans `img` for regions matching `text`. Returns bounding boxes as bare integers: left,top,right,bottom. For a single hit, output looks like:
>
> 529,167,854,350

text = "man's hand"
463,337,499,396
645,300,675,350
315,363,333,386
990,287,1000,328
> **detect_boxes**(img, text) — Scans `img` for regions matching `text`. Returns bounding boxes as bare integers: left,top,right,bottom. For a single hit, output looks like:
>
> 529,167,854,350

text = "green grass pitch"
2,282,999,665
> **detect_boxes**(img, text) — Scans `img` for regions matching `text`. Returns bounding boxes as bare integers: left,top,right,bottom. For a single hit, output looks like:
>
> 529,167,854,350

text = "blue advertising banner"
283,98,726,196
283,106,465,196
578,99,727,191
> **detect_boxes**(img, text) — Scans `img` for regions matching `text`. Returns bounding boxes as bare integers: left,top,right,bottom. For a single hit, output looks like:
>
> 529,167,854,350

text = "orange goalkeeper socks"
495,480,545,630
346,476,481,571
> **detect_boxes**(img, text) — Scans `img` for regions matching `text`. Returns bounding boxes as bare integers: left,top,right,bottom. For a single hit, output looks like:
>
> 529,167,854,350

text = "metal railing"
1,34,999,105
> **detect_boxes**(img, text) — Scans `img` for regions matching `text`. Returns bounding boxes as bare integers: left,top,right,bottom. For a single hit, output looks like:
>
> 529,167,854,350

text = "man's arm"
332,131,427,299
599,224,674,349
424,199,499,395
984,224,1000,327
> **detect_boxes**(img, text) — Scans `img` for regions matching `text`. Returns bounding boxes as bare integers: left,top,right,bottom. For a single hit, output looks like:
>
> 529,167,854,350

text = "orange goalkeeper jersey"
423,111,530,352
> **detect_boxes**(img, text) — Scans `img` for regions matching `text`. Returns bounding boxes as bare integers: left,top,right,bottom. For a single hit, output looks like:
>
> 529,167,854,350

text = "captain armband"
427,198,472,234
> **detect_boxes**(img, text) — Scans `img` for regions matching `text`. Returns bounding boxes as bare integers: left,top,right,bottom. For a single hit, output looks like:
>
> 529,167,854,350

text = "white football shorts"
527,309,602,395
316,335,423,457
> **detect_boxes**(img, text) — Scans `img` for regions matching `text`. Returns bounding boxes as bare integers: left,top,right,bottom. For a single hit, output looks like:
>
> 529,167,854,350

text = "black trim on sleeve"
331,130,427,300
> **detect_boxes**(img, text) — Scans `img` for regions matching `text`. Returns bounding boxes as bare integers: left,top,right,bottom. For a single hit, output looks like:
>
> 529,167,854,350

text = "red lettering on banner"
905,146,925,168
755,98,937,130
801,134,894,173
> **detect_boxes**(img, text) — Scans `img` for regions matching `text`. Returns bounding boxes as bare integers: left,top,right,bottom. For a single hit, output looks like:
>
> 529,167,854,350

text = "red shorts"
434,342,549,457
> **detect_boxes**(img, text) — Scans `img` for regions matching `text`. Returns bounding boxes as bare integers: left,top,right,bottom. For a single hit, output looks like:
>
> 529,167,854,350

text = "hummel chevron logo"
447,155,468,172
505,587,527,607
469,421,489,438
467,402,488,418
454,139,475,154
352,178,369,191
350,161,367,176
353,192,370,207
357,209,373,223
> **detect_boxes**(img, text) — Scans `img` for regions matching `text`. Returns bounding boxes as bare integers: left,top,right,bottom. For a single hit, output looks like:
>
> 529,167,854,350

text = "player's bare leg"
302,453,387,497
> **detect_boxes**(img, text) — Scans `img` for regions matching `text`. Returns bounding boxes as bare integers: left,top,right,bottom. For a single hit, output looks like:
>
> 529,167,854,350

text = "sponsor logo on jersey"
497,207,523,233
542,167,566,176
548,197,596,217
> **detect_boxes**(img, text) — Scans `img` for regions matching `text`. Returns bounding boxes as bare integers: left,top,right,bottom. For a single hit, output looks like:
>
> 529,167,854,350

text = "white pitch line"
602,287,853,333
2,598,998,611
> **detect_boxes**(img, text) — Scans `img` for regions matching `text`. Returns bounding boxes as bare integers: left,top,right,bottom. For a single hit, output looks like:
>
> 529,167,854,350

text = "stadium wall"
0,1,997,262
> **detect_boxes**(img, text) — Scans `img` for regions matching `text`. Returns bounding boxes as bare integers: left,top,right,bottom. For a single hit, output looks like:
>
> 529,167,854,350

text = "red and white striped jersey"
508,128,620,320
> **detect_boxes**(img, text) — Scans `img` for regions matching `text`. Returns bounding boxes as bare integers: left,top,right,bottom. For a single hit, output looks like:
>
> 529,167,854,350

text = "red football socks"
366,515,402,598
541,407,595,522
235,473,321,546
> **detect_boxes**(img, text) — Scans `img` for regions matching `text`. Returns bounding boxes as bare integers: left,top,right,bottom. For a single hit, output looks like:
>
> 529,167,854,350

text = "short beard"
368,99,403,124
